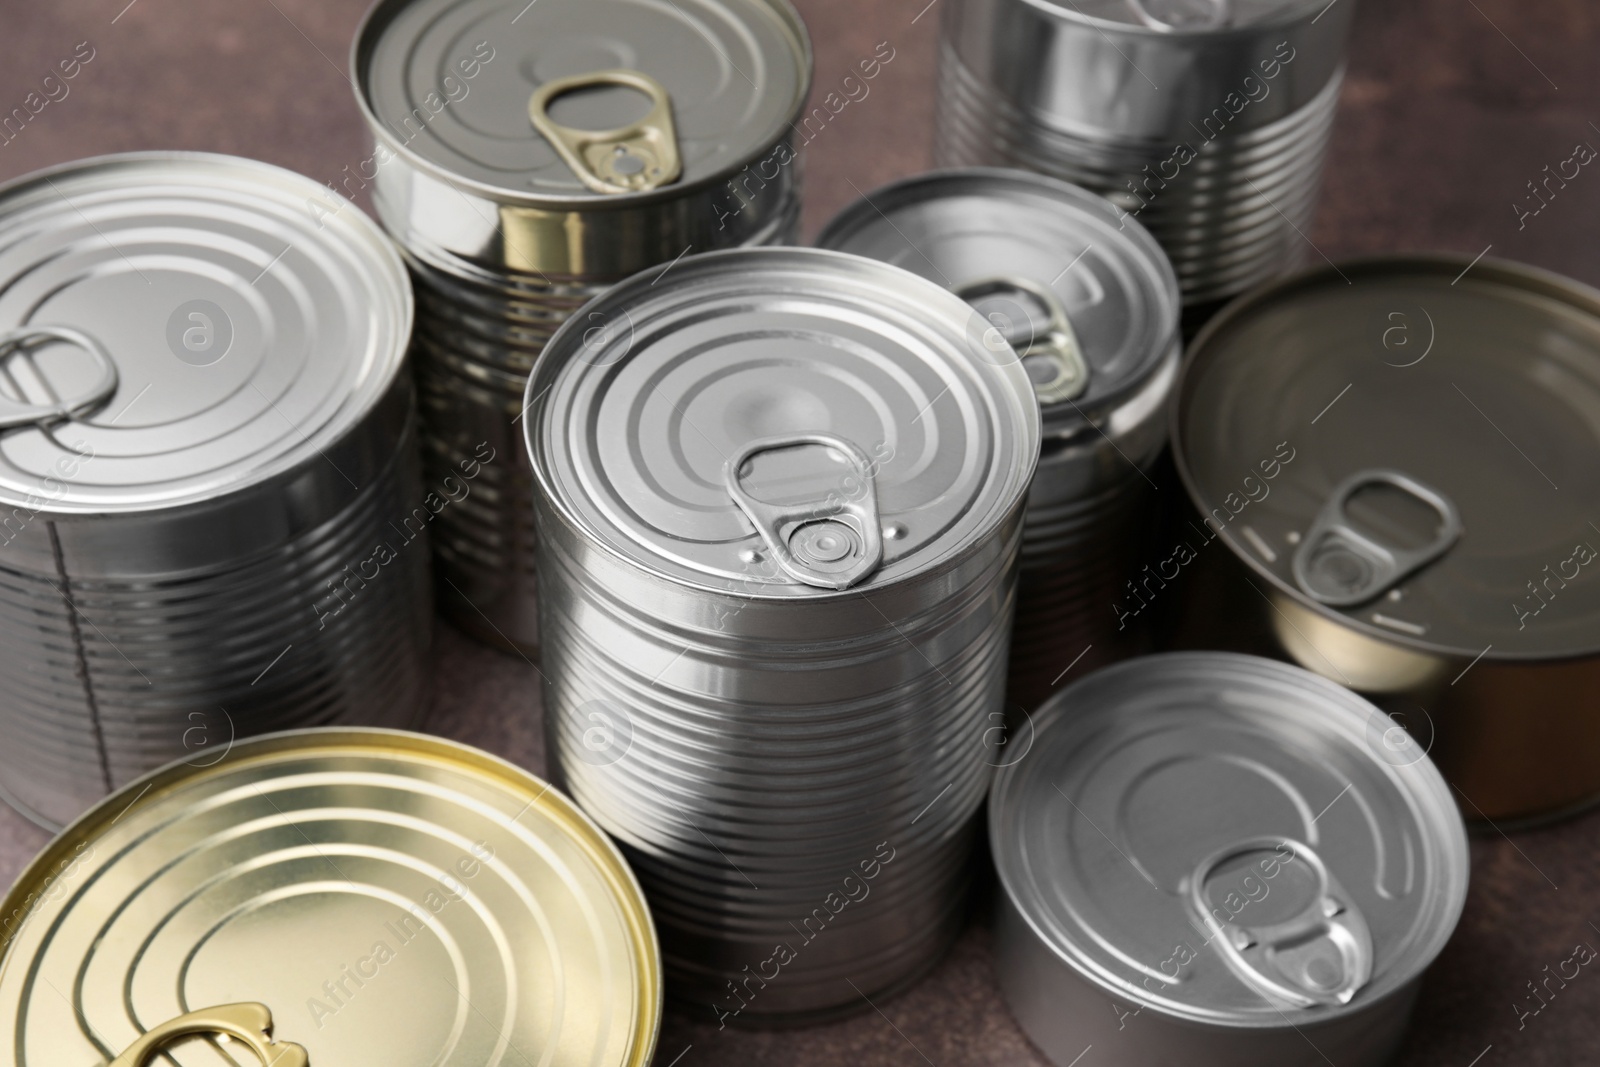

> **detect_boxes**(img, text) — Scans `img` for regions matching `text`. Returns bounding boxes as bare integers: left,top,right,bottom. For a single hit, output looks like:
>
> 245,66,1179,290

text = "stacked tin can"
819,169,1180,709
935,0,1355,307
352,0,812,653
526,248,1040,1021
0,154,429,830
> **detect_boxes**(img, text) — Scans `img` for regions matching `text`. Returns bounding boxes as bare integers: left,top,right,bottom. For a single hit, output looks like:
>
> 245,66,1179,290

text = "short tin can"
0,727,661,1067
526,247,1040,1022
818,168,1181,709
352,0,813,655
935,0,1355,307
992,652,1469,1067
1171,255,1600,822
0,153,429,831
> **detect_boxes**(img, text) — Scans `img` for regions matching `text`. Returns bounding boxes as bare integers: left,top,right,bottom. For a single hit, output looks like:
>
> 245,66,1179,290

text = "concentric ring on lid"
0,152,411,515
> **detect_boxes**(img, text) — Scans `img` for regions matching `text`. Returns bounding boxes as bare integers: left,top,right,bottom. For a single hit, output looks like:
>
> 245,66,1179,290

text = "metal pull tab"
955,276,1090,405
1125,0,1231,30
1189,838,1372,1009
0,326,119,430
1292,469,1462,608
528,70,683,195
725,433,884,591
109,1002,308,1067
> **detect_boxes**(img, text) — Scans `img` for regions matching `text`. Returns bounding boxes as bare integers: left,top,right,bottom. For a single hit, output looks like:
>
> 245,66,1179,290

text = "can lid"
816,168,1179,438
0,729,661,1067
354,0,809,204
527,247,1040,595
1045,0,1328,32
992,653,1468,1027
1174,256,1600,659
0,153,410,515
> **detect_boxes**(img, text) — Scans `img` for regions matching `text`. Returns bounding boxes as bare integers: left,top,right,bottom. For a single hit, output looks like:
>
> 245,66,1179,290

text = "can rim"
1007,0,1337,38
1172,252,1600,664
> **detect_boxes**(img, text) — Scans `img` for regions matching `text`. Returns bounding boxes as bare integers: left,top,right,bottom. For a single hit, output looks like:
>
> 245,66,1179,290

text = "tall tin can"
526,247,1040,1022
352,0,813,655
1171,255,1600,822
934,0,1355,308
818,169,1181,709
0,153,429,831
992,653,1469,1067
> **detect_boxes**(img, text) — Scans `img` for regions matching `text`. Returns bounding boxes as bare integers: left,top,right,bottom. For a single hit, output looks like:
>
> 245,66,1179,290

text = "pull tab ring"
109,1002,308,1067
725,432,885,591
528,69,683,195
1124,0,1231,31
0,326,119,430
955,275,1090,405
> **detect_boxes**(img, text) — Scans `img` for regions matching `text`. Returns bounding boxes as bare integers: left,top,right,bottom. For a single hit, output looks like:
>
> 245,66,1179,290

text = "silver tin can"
352,0,812,654
817,169,1180,709
0,153,428,830
526,247,1040,1022
992,652,1468,1067
935,0,1355,307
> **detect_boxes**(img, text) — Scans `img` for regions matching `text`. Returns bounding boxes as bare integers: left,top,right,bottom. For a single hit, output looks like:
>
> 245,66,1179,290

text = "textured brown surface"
2,1,1598,1064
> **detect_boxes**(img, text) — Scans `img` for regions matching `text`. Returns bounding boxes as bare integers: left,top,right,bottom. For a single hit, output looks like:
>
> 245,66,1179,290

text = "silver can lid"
992,653,1468,1026
0,153,411,515
816,169,1179,438
1046,0,1328,32
1174,255,1600,660
354,0,810,204
526,247,1040,595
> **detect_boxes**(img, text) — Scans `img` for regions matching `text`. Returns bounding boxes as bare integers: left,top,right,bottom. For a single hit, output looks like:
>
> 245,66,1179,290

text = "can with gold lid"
0,727,661,1066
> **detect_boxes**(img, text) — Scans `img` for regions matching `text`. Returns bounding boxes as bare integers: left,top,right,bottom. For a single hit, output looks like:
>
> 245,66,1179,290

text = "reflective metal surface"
0,153,429,830
992,652,1468,1067
527,247,1039,1021
0,728,661,1067
353,0,812,653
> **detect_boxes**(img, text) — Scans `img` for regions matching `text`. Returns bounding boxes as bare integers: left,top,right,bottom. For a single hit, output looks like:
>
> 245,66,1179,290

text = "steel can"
818,168,1181,709
0,727,661,1066
352,0,813,654
1171,255,1600,822
0,153,428,831
992,652,1468,1067
934,0,1355,307
525,247,1040,1022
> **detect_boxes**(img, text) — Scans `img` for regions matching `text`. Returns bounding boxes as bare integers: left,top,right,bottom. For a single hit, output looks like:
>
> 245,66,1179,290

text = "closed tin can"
818,168,1181,709
992,652,1468,1067
0,727,661,1066
352,0,812,654
526,247,1040,1022
0,153,428,831
935,0,1355,307
1172,255,1600,822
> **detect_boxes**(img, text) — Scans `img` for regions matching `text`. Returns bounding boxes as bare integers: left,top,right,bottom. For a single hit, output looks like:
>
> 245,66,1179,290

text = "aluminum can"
0,153,429,831
992,652,1469,1067
0,727,661,1067
525,247,1040,1022
1171,255,1600,822
935,0,1355,307
352,0,813,654
818,168,1180,709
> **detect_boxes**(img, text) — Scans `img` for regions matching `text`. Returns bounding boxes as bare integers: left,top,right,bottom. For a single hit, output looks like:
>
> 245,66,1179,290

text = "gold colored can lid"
0,729,660,1066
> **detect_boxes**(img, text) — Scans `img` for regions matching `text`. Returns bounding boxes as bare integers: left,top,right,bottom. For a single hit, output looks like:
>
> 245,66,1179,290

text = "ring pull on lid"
0,326,118,431
109,1003,308,1067
1124,0,1232,30
1188,838,1374,1008
1292,469,1464,607
725,432,884,590
955,276,1090,406
528,70,683,195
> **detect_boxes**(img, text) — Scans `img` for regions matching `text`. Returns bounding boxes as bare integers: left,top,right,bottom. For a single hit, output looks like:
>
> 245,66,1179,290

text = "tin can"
352,0,812,655
526,247,1040,1022
818,168,1181,709
0,727,661,1066
992,652,1469,1067
934,0,1355,307
1171,255,1600,822
0,153,429,831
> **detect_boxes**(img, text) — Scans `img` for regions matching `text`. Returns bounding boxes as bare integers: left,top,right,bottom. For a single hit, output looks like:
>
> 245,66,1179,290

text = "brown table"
2,1,1598,1064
